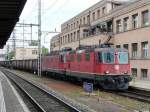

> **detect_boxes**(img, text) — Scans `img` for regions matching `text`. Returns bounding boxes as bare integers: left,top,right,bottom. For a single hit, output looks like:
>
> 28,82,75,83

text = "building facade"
15,46,38,60
51,0,150,80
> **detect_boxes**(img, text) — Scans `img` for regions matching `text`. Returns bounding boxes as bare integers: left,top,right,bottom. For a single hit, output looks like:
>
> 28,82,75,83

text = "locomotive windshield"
118,52,128,64
98,52,115,64
103,52,115,64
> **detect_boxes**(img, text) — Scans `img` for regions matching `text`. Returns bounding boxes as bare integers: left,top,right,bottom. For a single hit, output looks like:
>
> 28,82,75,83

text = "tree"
42,47,49,55
6,51,15,60
29,40,38,46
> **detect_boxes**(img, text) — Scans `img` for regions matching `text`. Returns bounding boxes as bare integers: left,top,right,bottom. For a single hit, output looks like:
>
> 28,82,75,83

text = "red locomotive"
0,45,132,90
42,45,132,90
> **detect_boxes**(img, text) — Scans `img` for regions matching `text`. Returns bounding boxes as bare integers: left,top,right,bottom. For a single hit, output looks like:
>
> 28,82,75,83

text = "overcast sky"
2,0,101,51
2,0,128,52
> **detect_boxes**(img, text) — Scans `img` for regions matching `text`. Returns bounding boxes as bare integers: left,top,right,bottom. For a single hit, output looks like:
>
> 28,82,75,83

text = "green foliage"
29,41,38,46
6,51,15,60
42,47,49,55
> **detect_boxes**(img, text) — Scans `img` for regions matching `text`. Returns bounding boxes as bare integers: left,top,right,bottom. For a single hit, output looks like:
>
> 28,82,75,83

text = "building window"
142,10,149,27
97,10,100,19
74,23,76,28
87,15,90,24
77,21,79,26
83,17,86,24
102,7,106,14
116,45,121,48
63,36,64,44
74,32,76,41
123,44,128,50
71,24,73,30
141,69,148,79
92,12,95,21
32,50,37,55
141,41,148,58
132,43,138,58
116,20,122,33
83,29,89,38
132,14,138,29
68,25,70,30
71,33,73,42
68,34,70,43
132,68,137,77
80,19,82,25
77,30,80,40
123,17,129,31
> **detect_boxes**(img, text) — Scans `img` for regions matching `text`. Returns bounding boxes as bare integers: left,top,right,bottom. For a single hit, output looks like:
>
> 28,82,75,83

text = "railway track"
113,87,150,103
1,69,82,112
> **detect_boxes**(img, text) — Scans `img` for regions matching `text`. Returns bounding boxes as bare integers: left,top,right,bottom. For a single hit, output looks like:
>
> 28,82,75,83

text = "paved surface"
130,80,150,91
0,70,30,112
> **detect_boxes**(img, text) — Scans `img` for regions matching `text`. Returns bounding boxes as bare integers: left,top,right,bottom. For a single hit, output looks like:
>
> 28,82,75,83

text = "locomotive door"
94,52,102,74
63,54,68,71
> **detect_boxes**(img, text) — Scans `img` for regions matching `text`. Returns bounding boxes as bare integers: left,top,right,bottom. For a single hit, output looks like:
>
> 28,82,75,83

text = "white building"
15,46,38,60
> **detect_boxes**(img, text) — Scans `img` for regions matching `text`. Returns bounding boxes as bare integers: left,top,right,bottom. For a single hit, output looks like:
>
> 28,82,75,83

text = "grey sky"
2,0,128,52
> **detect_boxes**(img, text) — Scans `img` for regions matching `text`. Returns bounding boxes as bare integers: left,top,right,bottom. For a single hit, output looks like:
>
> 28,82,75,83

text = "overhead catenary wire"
42,0,70,20
42,0,59,16
24,1,38,21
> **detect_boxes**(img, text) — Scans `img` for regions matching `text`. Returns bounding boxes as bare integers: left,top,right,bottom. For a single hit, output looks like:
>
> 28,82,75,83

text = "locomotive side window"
103,52,114,64
98,52,103,63
60,55,63,62
70,55,74,62
63,55,67,63
77,54,82,62
85,53,90,61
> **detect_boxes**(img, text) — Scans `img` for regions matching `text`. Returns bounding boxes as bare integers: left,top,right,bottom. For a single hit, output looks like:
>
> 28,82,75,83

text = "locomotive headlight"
114,65,120,70
105,70,110,74
124,71,128,74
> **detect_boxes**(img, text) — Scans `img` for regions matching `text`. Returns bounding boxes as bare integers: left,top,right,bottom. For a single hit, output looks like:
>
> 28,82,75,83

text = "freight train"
0,46,132,90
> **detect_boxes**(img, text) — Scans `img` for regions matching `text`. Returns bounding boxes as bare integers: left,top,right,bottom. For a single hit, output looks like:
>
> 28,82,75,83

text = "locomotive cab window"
77,54,82,62
70,55,74,62
60,55,63,62
98,52,103,63
103,52,114,64
85,53,90,61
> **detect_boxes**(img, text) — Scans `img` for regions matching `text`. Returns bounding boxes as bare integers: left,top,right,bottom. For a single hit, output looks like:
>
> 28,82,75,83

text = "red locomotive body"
42,47,132,90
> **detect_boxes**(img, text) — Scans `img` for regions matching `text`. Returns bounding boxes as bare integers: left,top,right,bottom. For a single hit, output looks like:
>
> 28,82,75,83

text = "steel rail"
1,69,82,112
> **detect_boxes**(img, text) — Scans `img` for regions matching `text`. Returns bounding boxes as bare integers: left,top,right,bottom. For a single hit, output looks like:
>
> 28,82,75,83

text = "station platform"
130,80,150,91
0,70,29,112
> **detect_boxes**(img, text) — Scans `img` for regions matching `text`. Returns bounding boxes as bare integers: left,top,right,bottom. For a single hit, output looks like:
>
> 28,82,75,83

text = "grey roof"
0,0,27,48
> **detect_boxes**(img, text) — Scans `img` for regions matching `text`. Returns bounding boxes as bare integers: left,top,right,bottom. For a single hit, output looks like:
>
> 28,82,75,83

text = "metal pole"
13,30,16,60
7,45,9,60
38,0,42,77
30,24,32,42
23,21,25,60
